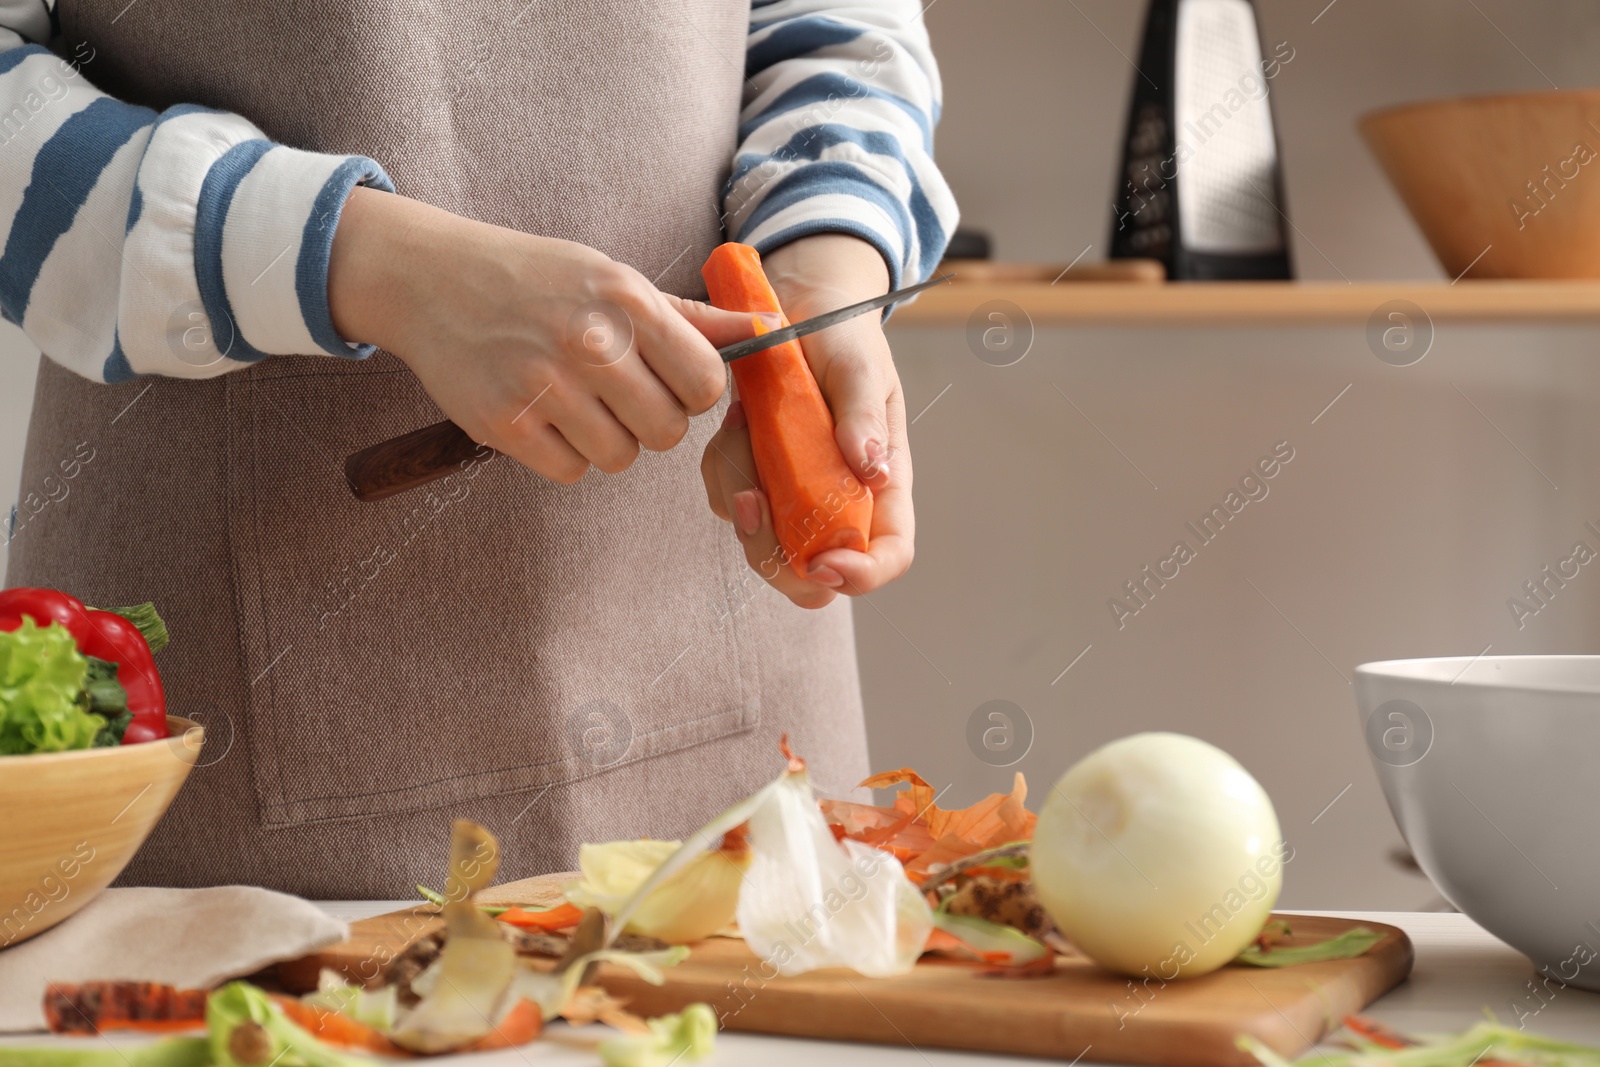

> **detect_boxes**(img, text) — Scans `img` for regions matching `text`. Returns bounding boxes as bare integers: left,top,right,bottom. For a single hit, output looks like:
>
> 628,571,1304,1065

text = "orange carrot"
496,902,584,931
271,996,408,1055
702,243,872,578
464,998,544,1050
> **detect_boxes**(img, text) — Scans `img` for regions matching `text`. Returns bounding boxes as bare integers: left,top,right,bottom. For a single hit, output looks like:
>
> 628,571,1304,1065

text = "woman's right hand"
327,186,766,483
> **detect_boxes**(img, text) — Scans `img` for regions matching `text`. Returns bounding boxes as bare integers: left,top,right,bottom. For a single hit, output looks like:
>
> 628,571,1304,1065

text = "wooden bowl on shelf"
0,716,203,946
1361,90,1600,279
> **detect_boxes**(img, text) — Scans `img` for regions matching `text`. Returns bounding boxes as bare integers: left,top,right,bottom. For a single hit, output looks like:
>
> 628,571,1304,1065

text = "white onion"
1031,732,1285,978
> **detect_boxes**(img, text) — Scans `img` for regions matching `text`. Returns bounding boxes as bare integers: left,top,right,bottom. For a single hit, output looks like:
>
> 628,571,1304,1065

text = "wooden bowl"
0,716,203,947
1361,90,1600,279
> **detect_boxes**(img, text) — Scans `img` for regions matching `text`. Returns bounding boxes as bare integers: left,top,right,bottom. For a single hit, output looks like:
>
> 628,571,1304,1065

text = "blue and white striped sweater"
736,0,953,291
0,0,957,384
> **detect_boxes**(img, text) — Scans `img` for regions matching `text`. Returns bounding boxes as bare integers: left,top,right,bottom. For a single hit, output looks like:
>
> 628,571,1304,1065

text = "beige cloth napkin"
0,886,347,1032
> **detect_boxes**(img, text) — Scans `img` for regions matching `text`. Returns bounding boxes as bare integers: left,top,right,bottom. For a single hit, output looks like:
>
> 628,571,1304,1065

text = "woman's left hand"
700,233,915,610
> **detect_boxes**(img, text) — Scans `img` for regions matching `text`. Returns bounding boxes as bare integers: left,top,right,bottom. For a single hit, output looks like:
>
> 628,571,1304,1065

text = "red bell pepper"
0,587,168,743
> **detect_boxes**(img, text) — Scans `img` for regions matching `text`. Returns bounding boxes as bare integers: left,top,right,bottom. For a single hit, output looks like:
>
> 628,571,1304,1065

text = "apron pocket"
226,362,758,828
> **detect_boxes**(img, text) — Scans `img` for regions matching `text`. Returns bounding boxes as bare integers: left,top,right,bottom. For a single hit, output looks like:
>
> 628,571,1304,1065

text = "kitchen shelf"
886,279,1600,327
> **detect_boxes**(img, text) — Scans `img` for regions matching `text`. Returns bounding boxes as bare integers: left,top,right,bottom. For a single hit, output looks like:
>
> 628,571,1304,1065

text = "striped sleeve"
0,8,392,383
728,0,959,291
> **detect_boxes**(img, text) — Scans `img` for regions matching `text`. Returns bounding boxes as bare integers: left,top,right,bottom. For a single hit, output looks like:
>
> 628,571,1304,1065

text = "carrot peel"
820,768,1036,882
464,998,543,1050
271,996,409,1055
496,901,585,931
43,981,208,1034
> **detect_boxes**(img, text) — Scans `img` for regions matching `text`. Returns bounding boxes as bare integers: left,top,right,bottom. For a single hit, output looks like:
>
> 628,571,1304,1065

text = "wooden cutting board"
276,876,1412,1067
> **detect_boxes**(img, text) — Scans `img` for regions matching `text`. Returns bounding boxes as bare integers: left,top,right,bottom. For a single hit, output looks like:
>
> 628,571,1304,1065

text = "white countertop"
6,907,1597,1065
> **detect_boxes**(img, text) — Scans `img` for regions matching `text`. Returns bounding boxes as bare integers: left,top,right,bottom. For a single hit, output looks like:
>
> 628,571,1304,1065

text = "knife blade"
715,272,954,363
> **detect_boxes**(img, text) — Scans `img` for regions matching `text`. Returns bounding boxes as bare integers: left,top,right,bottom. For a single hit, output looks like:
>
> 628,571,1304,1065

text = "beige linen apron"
7,0,870,896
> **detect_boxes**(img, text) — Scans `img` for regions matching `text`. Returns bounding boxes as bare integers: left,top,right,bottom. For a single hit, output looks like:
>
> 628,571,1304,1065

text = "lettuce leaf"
207,981,377,1067
599,1002,716,1067
0,1038,211,1067
0,618,102,755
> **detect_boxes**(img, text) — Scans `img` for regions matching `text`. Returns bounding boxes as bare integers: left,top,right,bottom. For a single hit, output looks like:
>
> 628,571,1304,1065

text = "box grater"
1109,0,1294,280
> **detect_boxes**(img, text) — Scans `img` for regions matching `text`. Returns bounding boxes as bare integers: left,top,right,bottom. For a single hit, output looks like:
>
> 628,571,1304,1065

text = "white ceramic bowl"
1354,656,1600,990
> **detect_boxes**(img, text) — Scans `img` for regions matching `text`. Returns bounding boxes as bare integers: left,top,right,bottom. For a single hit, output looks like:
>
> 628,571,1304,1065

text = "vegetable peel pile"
1240,1016,1600,1067
820,767,1036,882
12,732,1397,1067
588,735,932,978
558,734,1383,978
565,827,749,943
389,820,523,1053
17,820,718,1067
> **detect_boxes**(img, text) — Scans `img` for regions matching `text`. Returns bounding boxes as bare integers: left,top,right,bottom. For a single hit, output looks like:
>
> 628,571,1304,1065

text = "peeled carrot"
702,243,872,578
496,902,584,931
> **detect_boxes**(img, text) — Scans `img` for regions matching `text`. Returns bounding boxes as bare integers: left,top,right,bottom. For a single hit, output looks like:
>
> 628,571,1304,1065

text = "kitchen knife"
343,273,955,502
712,272,952,361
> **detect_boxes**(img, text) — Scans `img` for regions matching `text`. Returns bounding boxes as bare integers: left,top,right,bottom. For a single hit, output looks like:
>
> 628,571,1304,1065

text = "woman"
0,0,956,895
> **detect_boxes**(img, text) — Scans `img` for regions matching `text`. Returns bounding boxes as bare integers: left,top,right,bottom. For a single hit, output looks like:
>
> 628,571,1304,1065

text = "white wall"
0,325,36,561
4,0,1598,908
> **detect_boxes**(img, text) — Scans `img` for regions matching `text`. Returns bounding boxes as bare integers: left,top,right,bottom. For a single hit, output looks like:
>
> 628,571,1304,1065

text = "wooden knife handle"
344,419,495,502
